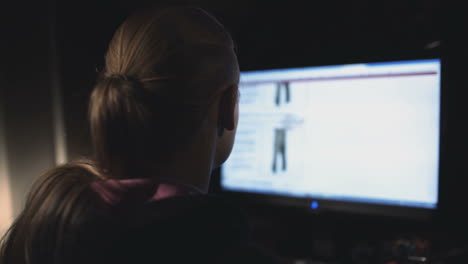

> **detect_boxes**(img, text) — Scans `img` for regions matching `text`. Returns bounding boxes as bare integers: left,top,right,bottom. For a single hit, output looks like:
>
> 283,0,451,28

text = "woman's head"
89,6,240,179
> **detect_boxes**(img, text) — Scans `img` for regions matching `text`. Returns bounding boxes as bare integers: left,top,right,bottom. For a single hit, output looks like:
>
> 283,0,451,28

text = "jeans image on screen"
272,128,287,173
275,82,290,106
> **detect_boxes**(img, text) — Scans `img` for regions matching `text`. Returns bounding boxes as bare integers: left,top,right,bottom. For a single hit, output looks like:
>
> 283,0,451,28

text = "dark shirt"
114,194,279,264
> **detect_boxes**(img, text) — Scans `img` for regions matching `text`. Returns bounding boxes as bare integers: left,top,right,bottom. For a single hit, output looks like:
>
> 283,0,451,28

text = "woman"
88,6,277,262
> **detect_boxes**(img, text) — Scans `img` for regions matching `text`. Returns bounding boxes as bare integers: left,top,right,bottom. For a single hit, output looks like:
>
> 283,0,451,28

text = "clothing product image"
275,82,290,106
272,128,287,173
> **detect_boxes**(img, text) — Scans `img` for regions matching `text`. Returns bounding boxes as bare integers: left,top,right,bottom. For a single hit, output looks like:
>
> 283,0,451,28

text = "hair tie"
107,74,144,90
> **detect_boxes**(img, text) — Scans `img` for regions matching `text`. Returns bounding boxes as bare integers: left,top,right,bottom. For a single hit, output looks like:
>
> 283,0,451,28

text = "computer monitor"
221,59,441,219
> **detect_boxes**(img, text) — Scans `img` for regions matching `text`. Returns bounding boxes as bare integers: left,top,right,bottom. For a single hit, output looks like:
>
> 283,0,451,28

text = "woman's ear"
218,85,237,133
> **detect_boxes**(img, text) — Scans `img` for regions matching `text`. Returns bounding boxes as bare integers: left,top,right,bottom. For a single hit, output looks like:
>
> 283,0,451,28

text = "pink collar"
151,182,201,201
91,178,202,206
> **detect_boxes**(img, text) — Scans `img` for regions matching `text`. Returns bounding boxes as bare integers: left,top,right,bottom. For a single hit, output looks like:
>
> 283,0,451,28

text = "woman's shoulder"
117,194,279,264
145,194,250,238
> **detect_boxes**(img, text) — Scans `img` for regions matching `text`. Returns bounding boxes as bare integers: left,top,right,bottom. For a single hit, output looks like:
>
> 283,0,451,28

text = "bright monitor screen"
222,59,441,210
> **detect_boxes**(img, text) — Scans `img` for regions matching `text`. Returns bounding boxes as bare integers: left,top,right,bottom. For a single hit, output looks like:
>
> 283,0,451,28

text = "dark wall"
2,1,58,215
437,2,468,233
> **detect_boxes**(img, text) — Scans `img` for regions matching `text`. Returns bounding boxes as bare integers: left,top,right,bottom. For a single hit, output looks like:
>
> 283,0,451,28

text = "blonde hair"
0,160,117,264
89,6,238,179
